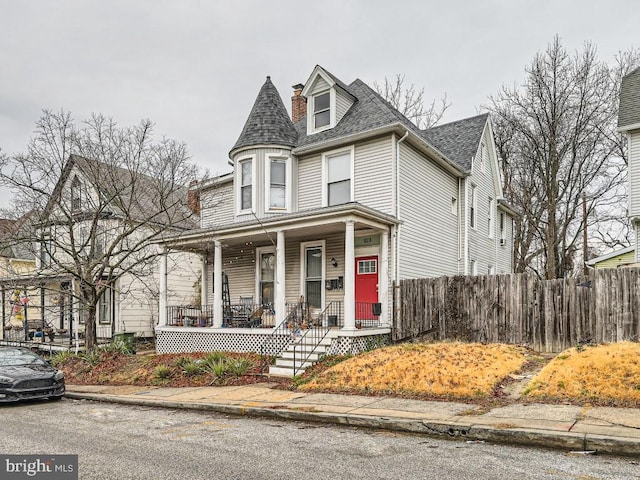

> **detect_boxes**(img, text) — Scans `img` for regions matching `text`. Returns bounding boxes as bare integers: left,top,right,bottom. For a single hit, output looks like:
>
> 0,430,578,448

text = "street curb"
64,392,640,456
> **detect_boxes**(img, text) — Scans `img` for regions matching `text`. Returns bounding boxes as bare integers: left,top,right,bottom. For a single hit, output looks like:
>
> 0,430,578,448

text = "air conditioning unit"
499,238,506,246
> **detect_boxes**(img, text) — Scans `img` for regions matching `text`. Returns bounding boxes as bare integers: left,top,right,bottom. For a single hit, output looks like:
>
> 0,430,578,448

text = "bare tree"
374,74,451,129
0,110,201,348
488,37,640,278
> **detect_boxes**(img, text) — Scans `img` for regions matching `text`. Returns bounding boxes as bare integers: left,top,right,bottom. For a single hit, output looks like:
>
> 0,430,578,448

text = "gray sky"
1,0,638,181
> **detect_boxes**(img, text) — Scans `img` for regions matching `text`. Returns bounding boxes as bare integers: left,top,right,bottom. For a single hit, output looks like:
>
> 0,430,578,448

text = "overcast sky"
1,1,638,182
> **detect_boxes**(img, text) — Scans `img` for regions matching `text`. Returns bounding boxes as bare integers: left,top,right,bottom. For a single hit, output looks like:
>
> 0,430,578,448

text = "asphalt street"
1,398,638,480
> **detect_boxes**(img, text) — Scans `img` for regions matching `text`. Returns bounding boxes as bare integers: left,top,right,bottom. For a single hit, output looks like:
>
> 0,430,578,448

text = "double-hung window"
71,175,82,212
313,92,330,129
488,197,494,238
98,280,112,325
470,184,477,229
324,148,353,206
238,157,254,213
266,156,288,211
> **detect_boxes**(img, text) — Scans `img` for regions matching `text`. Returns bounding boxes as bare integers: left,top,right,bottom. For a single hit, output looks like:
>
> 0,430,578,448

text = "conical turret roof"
230,76,298,155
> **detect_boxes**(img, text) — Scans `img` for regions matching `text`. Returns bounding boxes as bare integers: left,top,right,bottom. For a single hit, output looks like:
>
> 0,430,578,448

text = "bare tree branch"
487,37,640,278
374,74,451,129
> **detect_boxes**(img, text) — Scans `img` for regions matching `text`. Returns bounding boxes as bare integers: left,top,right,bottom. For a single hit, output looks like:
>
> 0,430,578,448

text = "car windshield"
0,349,47,366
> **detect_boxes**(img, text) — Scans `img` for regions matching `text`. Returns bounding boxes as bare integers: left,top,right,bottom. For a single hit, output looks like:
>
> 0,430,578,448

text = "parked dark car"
0,347,65,402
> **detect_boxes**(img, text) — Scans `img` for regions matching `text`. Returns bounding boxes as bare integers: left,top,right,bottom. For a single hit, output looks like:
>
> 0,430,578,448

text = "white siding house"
157,66,517,372
618,67,640,262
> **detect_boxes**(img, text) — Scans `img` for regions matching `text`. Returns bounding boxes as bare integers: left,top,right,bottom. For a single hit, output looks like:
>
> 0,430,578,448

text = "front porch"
156,204,398,370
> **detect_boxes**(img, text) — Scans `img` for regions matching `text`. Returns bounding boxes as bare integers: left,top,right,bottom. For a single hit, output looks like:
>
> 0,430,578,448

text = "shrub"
82,349,103,367
153,365,172,380
227,358,255,376
50,350,77,367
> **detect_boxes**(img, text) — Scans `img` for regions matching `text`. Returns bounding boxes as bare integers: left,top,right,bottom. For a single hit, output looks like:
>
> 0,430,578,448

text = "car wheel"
49,395,63,401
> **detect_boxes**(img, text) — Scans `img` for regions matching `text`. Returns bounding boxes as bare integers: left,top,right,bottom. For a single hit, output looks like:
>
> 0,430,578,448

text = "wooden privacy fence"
394,268,640,352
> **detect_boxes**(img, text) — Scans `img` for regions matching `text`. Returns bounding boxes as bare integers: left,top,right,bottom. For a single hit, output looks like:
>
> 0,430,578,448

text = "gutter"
293,123,465,178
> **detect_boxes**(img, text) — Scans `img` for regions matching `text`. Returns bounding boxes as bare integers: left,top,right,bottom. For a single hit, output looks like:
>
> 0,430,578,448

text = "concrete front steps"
268,335,332,377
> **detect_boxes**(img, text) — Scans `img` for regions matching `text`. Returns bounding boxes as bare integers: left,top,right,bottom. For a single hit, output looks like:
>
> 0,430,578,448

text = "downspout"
395,130,409,283
463,177,469,275
458,177,462,274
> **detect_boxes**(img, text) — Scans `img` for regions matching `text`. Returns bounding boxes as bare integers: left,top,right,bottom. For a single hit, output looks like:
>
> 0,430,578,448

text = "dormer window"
313,92,331,129
71,175,82,212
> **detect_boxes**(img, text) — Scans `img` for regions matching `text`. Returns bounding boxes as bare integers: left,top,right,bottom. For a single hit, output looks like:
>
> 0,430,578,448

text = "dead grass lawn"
298,342,529,400
523,342,640,407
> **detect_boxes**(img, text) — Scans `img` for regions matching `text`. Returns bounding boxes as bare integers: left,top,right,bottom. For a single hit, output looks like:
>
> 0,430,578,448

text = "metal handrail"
291,302,340,375
259,302,306,372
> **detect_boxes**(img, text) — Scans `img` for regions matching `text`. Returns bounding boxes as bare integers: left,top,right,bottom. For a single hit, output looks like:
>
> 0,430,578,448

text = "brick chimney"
291,83,307,123
187,180,200,216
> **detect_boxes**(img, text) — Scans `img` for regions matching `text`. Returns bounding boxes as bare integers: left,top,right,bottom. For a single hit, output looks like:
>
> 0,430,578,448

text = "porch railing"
167,305,215,327
166,301,381,329
355,301,382,328
166,304,277,328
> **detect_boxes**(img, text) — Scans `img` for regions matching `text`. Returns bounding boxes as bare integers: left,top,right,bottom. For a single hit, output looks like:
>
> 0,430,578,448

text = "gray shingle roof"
45,155,198,231
618,67,640,129
234,67,488,174
295,79,426,150
421,113,489,171
231,76,298,154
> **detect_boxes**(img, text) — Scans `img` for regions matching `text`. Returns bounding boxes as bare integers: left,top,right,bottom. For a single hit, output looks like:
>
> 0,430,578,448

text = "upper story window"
71,175,82,212
488,197,495,238
40,230,53,269
470,184,477,229
237,156,254,213
266,156,289,211
313,92,331,129
480,141,487,173
323,147,354,206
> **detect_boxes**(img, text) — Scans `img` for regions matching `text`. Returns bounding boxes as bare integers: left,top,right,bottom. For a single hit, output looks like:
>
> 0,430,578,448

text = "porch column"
343,219,356,330
380,230,390,327
213,240,223,328
201,255,209,306
158,246,168,326
276,230,286,325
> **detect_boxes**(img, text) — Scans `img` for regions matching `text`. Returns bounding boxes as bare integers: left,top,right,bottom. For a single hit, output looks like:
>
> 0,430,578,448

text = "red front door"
355,256,378,321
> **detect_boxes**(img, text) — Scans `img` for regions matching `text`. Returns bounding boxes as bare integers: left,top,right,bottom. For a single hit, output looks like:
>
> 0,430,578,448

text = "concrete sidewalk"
65,384,640,456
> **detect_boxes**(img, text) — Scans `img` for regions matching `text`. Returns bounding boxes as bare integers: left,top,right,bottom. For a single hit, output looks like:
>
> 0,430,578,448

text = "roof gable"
618,67,640,131
421,113,489,172
45,155,197,230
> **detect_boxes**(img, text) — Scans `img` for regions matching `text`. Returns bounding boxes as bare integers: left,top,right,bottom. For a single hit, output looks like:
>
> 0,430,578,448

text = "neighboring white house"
2,155,201,342
155,65,516,373
619,67,640,260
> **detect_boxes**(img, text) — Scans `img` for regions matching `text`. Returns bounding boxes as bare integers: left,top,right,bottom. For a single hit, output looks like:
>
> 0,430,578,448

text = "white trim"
484,120,505,199
299,240,326,309
301,66,336,97
488,197,495,239
321,145,355,207
235,154,256,216
264,153,291,213
618,121,640,133
586,245,635,266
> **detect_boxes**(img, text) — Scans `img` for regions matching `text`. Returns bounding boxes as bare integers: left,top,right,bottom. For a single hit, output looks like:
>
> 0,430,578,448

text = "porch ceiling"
163,203,399,254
